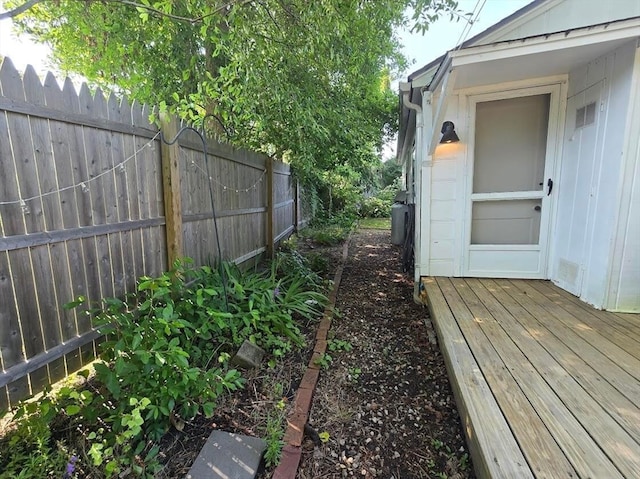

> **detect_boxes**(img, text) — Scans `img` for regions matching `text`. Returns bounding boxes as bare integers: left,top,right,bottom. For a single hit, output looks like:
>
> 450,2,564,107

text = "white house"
397,0,640,312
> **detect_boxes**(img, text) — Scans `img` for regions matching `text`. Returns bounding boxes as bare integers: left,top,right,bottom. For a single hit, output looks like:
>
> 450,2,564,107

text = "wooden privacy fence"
0,58,310,409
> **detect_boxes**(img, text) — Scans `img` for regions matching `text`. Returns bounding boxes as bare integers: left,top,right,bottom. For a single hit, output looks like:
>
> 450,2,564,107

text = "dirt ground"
158,228,474,478
296,229,473,479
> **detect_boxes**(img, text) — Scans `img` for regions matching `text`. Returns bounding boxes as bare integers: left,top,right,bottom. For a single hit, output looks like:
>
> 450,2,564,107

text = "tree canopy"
6,0,457,189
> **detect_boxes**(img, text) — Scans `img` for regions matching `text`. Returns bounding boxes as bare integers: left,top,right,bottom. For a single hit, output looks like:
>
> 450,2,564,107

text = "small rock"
230,340,265,369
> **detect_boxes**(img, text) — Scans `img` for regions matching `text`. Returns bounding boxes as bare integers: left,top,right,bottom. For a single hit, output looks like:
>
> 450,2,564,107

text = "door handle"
547,178,553,196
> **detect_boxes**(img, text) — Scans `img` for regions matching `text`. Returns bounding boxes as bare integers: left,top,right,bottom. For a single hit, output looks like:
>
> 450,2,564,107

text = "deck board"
526,280,640,358
442,278,578,479
533,281,640,341
423,277,640,479
423,277,532,479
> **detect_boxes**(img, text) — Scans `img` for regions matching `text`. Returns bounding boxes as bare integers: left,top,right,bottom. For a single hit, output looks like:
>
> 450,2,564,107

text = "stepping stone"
231,340,265,369
185,430,266,479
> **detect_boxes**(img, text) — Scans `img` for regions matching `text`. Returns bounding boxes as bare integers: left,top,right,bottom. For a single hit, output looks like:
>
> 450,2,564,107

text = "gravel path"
297,228,474,479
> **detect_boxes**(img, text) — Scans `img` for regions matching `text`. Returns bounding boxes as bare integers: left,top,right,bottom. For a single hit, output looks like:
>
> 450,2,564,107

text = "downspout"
400,82,422,200
400,82,425,301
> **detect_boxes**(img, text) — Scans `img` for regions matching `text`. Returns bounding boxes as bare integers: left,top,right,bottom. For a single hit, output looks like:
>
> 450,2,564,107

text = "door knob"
534,205,541,211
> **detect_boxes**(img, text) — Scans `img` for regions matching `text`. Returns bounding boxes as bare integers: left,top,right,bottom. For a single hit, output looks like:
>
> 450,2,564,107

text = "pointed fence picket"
0,57,308,409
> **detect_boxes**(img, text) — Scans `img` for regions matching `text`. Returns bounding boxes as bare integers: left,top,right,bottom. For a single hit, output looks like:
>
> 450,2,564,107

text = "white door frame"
461,80,566,278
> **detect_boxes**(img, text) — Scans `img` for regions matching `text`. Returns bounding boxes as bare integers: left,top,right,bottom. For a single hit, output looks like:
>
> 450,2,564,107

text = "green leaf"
66,404,81,415
63,295,86,309
163,303,174,319
132,333,143,350
155,352,166,365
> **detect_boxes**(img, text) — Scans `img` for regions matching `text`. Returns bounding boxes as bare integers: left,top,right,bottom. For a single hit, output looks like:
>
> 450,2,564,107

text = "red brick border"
271,236,351,478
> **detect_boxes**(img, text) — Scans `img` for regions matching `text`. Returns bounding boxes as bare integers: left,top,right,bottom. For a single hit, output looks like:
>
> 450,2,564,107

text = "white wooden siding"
482,0,640,46
607,42,640,312
551,40,638,309
424,99,464,278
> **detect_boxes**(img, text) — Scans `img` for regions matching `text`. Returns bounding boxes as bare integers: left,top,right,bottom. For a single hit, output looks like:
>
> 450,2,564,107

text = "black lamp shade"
440,121,460,143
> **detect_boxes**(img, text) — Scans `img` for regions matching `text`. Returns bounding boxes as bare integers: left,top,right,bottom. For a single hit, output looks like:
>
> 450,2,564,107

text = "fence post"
266,157,275,258
160,112,183,266
294,179,300,231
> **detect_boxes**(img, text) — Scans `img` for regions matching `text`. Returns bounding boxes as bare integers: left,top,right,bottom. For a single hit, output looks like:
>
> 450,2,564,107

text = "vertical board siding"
0,59,309,407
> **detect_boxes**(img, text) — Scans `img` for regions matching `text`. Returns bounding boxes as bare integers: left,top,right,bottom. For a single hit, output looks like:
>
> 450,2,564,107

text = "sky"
397,0,531,81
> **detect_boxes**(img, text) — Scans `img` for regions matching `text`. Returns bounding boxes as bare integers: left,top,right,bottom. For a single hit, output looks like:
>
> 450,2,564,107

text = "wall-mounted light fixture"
440,121,460,144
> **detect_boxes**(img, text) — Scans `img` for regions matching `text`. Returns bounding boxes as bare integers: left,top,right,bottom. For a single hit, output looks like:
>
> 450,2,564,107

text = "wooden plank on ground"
479,279,640,478
535,281,640,340
440,278,576,479
613,313,640,333
422,277,532,479
492,280,640,442
529,281,640,357
456,279,623,478
516,280,640,380
512,281,640,404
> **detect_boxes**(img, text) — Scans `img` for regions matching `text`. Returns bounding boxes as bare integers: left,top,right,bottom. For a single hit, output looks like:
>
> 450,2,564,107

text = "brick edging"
272,236,351,479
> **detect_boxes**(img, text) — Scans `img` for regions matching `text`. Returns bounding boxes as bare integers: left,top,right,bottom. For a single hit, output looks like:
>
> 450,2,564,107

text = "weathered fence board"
0,58,310,407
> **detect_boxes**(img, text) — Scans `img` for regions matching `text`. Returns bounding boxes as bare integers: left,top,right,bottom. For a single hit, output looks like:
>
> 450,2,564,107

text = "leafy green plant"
0,399,69,479
1,250,330,478
328,339,353,353
314,353,333,369
85,263,245,442
359,183,399,218
347,367,362,382
259,382,287,468
300,225,351,246
431,438,444,450
460,453,470,471
305,252,330,275
262,401,286,468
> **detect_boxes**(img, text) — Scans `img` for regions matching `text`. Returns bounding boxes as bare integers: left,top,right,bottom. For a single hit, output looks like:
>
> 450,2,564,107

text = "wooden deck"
421,277,640,479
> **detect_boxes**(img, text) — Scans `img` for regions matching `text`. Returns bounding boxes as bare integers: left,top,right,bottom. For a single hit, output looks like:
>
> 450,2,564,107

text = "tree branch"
0,0,42,20
1,0,253,23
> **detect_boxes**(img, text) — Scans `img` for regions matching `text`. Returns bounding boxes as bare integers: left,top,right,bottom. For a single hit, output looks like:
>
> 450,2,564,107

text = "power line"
454,0,487,51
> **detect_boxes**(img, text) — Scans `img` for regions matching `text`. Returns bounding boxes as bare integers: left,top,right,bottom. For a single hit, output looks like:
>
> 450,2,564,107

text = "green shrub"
0,401,70,479
359,183,398,218
0,252,329,478
300,218,353,245
359,196,390,218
